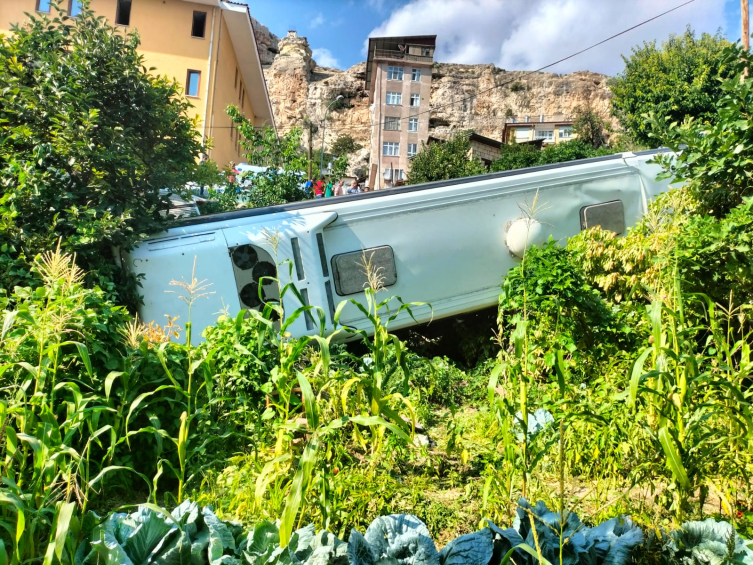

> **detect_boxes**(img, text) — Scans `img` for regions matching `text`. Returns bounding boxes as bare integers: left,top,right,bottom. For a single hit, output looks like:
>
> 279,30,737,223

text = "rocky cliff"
259,32,614,176
250,17,281,66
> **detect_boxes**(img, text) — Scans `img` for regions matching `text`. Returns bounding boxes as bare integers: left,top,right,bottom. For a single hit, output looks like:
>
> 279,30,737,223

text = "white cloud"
367,0,727,75
312,47,341,68
310,13,325,28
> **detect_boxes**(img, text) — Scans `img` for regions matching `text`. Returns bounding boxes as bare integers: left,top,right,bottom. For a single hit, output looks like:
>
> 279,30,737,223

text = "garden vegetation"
1,8,753,565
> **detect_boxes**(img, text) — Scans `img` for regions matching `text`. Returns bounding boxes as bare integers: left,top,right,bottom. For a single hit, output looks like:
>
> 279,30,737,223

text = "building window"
514,127,531,142
191,11,207,38
238,83,244,103
230,121,235,141
536,130,554,141
411,68,421,82
384,117,400,131
383,168,405,180
421,47,431,57
410,94,420,107
68,0,83,16
387,66,404,81
36,0,51,12
407,143,417,157
234,68,239,89
241,86,245,110
186,70,201,97
559,126,574,138
115,0,132,26
386,92,402,105
383,142,400,156
408,117,418,132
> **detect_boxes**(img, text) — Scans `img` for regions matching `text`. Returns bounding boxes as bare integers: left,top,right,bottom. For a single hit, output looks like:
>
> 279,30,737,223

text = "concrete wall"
369,58,432,189
0,0,259,167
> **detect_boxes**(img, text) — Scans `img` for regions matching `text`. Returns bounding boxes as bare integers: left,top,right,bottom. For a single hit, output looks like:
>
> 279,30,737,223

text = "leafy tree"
490,139,615,173
652,42,753,216
609,28,732,146
330,134,362,155
405,131,486,185
572,105,609,148
489,143,541,172
0,5,203,305
229,107,309,208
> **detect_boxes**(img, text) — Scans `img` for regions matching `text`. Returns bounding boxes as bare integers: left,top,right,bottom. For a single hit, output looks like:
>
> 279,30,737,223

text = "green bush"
0,6,204,306
490,139,615,173
652,42,753,217
610,28,732,147
498,239,634,379
676,197,753,307
406,131,486,185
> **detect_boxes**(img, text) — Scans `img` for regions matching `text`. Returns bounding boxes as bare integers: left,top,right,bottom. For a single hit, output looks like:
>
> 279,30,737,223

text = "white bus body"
125,150,674,342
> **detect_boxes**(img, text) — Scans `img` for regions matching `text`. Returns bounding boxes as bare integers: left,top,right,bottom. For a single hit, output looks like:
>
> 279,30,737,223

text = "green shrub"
410,356,471,407
490,139,616,173
651,42,753,216
498,239,634,379
0,6,204,306
610,28,732,147
406,131,486,185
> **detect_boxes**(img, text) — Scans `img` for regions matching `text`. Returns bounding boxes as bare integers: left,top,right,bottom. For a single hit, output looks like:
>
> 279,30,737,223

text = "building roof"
365,35,437,98
467,132,503,149
504,120,574,127
185,0,275,131
428,132,503,149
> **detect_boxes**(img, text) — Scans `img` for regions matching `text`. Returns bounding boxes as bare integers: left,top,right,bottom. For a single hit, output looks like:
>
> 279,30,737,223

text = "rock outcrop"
257,31,614,177
250,17,281,66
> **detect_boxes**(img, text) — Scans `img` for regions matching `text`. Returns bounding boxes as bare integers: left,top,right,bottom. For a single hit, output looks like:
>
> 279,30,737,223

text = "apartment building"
502,115,575,146
365,35,436,190
0,0,275,167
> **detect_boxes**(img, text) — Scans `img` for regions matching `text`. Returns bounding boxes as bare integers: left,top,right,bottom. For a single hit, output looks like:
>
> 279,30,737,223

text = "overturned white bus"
124,149,674,342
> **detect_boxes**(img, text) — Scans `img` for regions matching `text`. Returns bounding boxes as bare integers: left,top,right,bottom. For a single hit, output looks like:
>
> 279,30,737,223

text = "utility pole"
744,0,750,78
320,96,344,178
307,121,313,180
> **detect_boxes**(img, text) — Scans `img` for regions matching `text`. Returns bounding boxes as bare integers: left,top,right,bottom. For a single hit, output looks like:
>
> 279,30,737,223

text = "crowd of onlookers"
304,177,368,199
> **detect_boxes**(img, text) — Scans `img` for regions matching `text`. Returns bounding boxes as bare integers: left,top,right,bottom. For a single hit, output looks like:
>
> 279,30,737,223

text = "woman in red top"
313,178,324,199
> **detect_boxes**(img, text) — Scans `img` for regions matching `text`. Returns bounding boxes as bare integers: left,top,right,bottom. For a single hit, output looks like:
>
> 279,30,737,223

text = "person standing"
335,180,345,196
313,177,324,198
304,177,313,197
325,180,334,198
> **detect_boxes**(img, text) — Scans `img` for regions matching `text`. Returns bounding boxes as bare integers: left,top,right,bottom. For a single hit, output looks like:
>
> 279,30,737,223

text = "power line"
206,0,695,135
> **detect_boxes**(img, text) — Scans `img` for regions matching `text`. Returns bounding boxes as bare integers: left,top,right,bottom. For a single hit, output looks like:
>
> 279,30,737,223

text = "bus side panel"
128,231,240,343
322,167,644,331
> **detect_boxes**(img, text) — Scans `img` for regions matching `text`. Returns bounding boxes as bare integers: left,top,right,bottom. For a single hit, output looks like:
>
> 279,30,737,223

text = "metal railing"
374,49,433,63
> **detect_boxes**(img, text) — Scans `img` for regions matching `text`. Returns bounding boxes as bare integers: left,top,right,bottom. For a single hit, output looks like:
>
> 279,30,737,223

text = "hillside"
258,31,614,174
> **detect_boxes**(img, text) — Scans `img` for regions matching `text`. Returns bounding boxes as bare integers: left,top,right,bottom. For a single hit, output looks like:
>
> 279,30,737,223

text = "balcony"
374,49,433,64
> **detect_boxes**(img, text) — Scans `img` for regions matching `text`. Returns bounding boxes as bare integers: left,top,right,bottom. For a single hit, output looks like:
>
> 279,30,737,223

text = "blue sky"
244,0,742,76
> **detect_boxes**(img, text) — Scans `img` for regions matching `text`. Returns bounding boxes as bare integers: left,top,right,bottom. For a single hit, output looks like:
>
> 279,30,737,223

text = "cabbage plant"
75,500,244,565
75,501,349,565
510,499,643,565
667,519,753,565
347,513,494,565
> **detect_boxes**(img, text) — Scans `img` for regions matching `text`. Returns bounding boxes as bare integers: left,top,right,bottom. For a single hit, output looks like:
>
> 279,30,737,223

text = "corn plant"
0,247,129,563
628,279,752,521
334,251,425,454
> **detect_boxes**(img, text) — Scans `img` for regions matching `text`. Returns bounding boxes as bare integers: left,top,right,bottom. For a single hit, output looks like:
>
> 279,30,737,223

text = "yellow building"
503,116,575,146
0,0,276,167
